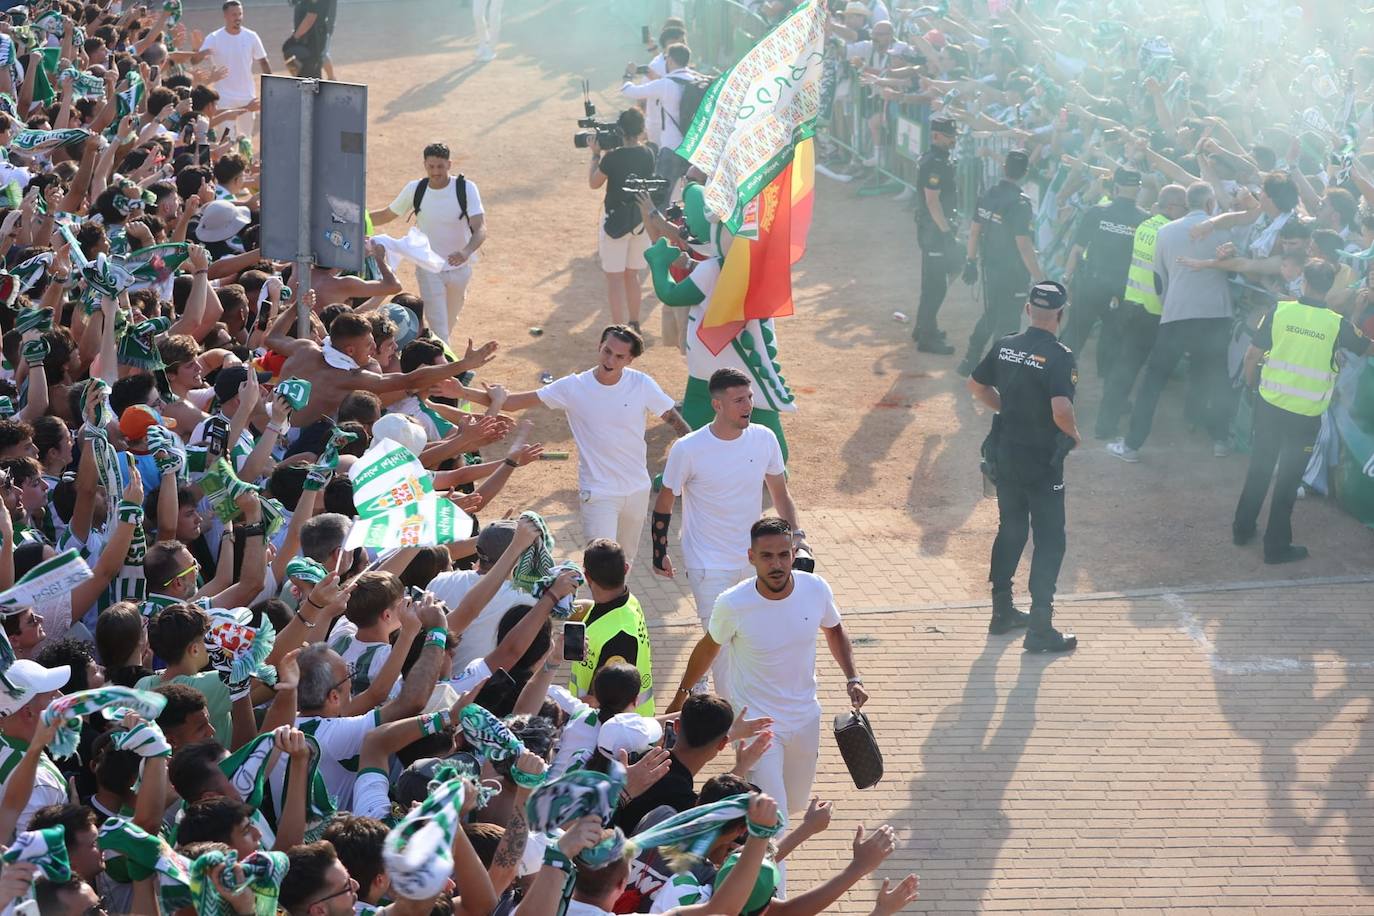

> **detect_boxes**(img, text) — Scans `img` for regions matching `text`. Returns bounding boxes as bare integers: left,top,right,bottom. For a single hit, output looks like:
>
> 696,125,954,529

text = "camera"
622,176,669,194
663,204,684,221
573,79,623,150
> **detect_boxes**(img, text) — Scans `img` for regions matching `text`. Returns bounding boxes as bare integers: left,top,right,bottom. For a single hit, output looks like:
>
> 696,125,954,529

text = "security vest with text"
1124,214,1168,316
1259,300,1342,417
570,593,655,715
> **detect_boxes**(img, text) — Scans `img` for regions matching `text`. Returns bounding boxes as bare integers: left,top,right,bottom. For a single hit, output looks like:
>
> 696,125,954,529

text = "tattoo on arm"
493,800,530,870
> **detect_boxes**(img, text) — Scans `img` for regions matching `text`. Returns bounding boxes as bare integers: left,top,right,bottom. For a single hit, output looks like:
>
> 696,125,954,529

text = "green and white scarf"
273,378,311,411
108,718,172,758
285,557,327,584
2,825,71,881
124,242,190,291
9,128,90,153
7,252,54,295
221,729,335,837
0,547,90,611
40,686,167,759
116,71,144,120
623,794,778,871
117,315,170,371
303,424,356,491
79,379,125,536
14,306,52,335
59,67,105,100
344,438,473,550
383,775,466,901
188,848,289,916
532,563,584,620
204,606,276,687
199,457,258,524
511,510,554,593
97,817,193,912
526,761,627,836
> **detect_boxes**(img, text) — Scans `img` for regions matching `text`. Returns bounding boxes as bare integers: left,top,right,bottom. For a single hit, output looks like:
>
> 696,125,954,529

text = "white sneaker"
1106,439,1140,463
476,44,495,61
862,152,880,167
1212,441,1231,458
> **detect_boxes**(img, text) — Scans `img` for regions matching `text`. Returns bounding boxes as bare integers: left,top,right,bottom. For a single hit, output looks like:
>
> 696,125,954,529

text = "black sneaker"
1264,544,1310,565
955,355,977,377
917,338,955,355
1232,525,1256,546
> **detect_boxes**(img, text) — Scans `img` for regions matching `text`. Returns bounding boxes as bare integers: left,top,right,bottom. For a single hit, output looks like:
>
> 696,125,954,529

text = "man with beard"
664,516,867,820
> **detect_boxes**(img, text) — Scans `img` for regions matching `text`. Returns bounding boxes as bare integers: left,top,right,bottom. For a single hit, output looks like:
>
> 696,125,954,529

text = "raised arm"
447,515,539,633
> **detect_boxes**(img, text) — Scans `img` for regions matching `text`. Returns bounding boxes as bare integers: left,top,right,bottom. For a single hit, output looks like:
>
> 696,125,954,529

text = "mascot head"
683,183,712,243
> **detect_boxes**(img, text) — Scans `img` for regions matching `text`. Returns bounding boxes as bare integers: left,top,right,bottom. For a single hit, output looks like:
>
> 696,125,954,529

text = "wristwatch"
792,528,807,540
846,677,864,686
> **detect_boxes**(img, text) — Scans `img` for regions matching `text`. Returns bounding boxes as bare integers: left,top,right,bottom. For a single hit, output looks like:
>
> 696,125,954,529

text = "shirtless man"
266,306,498,426
298,242,404,306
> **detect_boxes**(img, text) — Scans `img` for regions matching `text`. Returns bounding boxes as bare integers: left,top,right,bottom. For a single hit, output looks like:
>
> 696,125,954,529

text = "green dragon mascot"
643,183,796,461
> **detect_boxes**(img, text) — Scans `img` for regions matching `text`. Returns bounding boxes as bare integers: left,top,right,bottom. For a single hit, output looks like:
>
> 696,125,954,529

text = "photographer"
590,108,656,332
620,43,701,196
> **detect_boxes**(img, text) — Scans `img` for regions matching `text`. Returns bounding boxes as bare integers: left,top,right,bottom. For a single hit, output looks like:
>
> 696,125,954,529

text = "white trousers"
473,0,503,48
415,264,473,345
685,566,751,697
579,487,651,564
747,712,821,896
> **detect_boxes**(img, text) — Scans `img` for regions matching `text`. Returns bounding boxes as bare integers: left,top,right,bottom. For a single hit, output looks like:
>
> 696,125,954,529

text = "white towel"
322,337,360,370
373,228,448,274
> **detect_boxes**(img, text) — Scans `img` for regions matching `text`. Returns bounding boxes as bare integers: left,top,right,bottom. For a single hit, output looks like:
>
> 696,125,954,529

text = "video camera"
622,176,670,195
573,80,623,150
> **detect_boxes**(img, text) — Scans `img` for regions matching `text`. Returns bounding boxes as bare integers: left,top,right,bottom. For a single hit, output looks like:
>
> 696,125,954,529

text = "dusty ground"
202,0,1371,600
186,2,1374,912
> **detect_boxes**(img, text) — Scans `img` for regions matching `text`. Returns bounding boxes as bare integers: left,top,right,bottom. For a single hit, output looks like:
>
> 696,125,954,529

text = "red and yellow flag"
696,137,815,356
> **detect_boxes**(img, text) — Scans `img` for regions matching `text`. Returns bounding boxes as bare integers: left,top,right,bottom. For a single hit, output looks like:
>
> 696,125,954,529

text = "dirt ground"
204,0,1373,599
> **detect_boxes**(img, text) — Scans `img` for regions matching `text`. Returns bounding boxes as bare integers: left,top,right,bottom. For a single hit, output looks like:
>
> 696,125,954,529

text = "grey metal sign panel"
260,75,368,272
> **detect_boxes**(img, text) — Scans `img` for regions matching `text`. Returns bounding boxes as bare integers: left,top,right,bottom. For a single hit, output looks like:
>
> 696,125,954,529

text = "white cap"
373,414,428,458
0,659,70,716
596,712,663,758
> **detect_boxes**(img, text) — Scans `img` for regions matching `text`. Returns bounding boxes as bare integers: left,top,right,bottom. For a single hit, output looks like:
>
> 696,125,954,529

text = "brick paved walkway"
539,512,1374,913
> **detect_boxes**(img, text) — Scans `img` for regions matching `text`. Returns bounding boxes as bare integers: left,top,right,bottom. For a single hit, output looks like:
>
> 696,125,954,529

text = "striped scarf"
40,686,167,759
458,704,545,787
221,729,335,837
9,128,90,153
2,826,71,882
526,761,627,836
533,563,585,620
623,794,778,871
383,775,466,901
97,817,194,912
188,849,289,916
511,510,554,593
117,315,171,371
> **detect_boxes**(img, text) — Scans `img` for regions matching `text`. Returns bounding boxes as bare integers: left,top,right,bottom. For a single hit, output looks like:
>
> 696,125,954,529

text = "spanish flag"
696,137,815,356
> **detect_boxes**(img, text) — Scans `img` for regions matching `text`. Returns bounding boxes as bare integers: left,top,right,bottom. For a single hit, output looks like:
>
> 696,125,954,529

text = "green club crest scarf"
8,252,54,295
59,67,105,99
0,547,91,611
97,817,193,911
273,377,311,411
14,306,52,334
526,761,627,836
9,127,90,153
457,704,544,788
199,457,258,524
285,556,327,584
117,315,170,371
125,242,190,291
220,729,336,835
204,606,276,686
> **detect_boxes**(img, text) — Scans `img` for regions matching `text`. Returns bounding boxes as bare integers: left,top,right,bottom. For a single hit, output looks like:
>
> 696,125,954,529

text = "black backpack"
411,175,470,224
665,75,712,134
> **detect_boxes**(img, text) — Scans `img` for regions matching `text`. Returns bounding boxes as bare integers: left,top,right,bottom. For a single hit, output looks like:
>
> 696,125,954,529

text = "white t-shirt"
388,177,484,262
199,27,268,103
661,425,785,570
327,632,392,693
708,572,841,724
546,685,600,778
273,710,382,812
427,569,527,674
537,368,674,495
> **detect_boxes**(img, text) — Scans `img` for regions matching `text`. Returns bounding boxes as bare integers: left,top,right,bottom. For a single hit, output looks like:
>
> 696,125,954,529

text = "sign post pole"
295,79,318,338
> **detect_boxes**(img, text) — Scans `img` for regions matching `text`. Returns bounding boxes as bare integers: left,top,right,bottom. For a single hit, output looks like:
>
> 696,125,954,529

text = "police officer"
1233,259,1373,564
1060,168,1148,376
967,280,1080,653
1094,183,1188,440
912,117,959,354
957,149,1041,377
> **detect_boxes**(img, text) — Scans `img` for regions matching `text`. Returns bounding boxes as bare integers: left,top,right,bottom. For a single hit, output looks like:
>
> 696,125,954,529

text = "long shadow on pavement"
904,638,1066,910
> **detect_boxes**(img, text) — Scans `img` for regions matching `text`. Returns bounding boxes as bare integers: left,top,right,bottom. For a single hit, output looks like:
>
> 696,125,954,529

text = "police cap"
930,117,958,136
1027,280,1068,311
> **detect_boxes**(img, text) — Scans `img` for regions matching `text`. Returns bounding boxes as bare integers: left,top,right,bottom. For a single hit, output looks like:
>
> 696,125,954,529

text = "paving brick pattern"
538,512,1374,912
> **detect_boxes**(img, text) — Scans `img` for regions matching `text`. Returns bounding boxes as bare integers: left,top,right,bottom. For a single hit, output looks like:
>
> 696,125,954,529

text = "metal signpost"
259,75,368,336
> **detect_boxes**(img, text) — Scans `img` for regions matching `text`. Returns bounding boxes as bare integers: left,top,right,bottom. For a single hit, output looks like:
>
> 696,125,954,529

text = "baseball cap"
0,658,70,716
596,713,663,758
1006,149,1030,171
1113,167,1142,187
119,404,175,442
380,302,421,349
1027,280,1068,311
373,413,428,458
714,851,779,916
930,117,958,136
213,365,251,405
475,520,517,562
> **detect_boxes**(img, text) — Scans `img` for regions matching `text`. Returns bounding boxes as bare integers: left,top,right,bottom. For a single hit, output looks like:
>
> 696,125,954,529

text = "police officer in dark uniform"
1060,168,1148,376
967,280,1080,653
957,149,1041,377
912,117,959,354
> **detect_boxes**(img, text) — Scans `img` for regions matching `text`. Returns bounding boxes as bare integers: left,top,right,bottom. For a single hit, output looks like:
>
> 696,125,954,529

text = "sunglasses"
329,663,356,694
163,561,199,587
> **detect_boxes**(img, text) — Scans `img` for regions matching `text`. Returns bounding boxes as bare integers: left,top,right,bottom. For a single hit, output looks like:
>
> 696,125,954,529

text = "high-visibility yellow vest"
1259,300,1342,417
570,593,654,716
1123,214,1168,316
